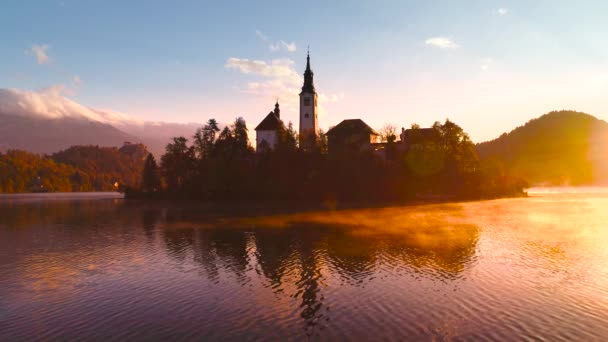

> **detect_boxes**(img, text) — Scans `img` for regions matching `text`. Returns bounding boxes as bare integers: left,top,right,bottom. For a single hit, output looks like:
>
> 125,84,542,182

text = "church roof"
255,111,285,131
326,119,379,136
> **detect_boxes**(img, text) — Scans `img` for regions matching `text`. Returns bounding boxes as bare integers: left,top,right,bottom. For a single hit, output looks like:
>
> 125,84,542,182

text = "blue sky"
2,0,608,142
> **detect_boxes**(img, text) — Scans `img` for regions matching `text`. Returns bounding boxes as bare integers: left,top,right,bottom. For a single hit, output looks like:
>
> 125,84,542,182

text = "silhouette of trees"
193,118,220,159
129,117,525,201
142,154,161,192
161,137,195,192
380,123,398,143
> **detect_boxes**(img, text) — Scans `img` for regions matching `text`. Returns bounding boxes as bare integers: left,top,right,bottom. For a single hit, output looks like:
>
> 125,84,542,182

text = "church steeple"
299,49,318,150
274,100,280,118
301,50,316,94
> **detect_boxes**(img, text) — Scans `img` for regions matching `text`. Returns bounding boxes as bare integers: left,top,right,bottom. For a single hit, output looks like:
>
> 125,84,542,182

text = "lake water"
1,191,608,340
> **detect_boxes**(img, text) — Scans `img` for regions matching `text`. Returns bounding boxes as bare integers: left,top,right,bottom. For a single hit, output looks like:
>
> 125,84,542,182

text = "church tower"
299,51,318,150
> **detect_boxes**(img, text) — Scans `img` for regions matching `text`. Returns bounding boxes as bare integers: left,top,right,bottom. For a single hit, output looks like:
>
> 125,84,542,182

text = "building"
299,51,319,150
326,119,380,153
255,101,285,150
255,51,319,152
399,127,436,149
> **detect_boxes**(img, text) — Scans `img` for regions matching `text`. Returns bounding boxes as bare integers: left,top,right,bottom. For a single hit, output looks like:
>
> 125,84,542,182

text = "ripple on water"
1,193,608,340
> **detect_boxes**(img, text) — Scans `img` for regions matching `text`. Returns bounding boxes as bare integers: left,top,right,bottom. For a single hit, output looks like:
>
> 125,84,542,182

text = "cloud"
255,30,297,52
72,75,82,85
27,44,51,64
480,58,493,71
1,87,103,121
255,30,268,41
494,7,509,16
425,37,459,49
225,57,342,119
280,41,297,52
225,58,301,82
226,57,301,108
269,42,281,52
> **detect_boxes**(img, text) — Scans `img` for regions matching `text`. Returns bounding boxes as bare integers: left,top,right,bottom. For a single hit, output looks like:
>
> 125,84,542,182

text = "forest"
131,117,527,203
0,144,147,193
476,110,608,185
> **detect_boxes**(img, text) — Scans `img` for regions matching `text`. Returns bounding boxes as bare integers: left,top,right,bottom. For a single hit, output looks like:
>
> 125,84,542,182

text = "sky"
2,0,608,142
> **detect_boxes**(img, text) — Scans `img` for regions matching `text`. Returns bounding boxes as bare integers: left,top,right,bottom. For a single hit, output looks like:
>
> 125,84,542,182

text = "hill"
476,110,608,185
0,144,149,193
0,114,140,154
0,88,200,156
51,144,149,190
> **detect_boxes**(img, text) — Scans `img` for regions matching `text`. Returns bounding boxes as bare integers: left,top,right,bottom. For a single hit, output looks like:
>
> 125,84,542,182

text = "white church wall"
256,130,278,150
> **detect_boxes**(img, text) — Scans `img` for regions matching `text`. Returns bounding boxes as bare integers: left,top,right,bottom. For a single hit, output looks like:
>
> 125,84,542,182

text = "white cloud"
225,58,301,81
255,30,268,41
1,87,102,121
495,7,509,16
226,57,302,109
425,37,459,49
27,44,51,64
269,42,281,52
255,30,297,52
280,41,297,52
480,58,493,71
225,57,342,119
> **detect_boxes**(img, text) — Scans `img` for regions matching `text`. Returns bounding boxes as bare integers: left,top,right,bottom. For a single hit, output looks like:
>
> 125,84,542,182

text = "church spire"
274,99,280,118
301,49,315,94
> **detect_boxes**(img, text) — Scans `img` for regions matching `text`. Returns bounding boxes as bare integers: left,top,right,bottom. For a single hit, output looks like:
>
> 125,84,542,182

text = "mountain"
476,110,608,185
0,88,201,156
0,113,140,154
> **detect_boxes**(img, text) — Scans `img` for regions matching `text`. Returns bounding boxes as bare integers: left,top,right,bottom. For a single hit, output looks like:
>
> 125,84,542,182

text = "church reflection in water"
0,199,479,338
153,205,480,334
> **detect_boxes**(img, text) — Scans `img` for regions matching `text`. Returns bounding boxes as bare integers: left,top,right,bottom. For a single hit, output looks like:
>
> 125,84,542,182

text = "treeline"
132,117,526,202
0,144,148,193
476,110,608,185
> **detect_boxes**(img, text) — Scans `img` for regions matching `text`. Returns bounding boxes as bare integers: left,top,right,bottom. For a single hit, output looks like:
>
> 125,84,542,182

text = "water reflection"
4,194,607,340
151,204,480,334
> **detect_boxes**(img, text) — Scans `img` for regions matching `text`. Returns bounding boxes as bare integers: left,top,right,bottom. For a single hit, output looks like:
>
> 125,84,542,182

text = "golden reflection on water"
1,193,608,340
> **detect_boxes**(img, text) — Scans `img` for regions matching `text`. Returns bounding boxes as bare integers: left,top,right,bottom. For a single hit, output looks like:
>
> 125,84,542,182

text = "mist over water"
1,192,608,340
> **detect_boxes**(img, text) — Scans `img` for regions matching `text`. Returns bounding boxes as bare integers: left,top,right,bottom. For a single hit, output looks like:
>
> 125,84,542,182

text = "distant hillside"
0,88,201,156
0,144,149,193
476,111,608,185
51,144,149,190
0,114,141,154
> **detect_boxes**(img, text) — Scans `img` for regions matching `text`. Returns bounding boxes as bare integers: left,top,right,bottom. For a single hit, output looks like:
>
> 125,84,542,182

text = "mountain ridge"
0,87,201,156
476,110,608,185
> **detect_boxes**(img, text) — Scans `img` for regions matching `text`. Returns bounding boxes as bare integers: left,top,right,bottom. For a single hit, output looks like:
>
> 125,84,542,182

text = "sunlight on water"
1,192,608,340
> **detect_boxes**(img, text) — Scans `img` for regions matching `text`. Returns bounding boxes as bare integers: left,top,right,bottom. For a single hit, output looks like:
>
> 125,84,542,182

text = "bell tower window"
303,97,311,106
305,113,309,118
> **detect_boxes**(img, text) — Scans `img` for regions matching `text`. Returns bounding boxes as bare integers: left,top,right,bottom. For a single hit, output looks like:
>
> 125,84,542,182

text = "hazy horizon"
3,0,608,142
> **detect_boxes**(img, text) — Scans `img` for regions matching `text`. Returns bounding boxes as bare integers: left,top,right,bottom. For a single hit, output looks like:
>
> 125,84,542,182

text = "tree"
193,118,220,159
317,129,328,154
161,137,195,191
233,117,253,155
276,121,298,153
380,123,398,143
142,154,161,192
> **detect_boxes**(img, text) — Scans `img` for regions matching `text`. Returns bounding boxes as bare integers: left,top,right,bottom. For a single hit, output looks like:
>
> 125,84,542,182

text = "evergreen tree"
194,118,220,159
143,154,161,192
161,137,195,191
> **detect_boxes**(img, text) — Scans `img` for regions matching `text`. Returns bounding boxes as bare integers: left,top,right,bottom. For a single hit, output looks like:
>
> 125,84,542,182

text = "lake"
1,190,608,340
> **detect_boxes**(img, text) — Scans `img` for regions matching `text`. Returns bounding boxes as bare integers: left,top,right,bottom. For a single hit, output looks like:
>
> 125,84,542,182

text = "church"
255,52,318,151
